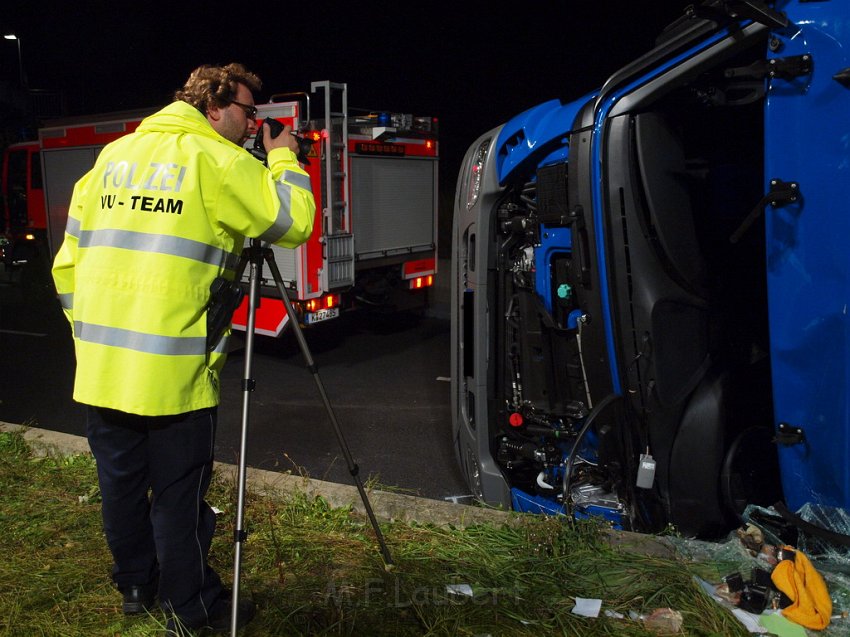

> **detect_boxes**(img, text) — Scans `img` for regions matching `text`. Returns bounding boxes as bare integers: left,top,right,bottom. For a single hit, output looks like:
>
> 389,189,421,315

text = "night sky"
2,1,694,184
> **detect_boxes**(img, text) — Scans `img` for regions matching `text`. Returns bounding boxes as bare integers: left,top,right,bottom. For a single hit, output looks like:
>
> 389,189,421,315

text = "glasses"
228,99,257,120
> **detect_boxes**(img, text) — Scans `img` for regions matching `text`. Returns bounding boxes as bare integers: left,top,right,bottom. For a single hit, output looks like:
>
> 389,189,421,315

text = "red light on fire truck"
300,293,340,325
409,275,433,290
303,294,339,313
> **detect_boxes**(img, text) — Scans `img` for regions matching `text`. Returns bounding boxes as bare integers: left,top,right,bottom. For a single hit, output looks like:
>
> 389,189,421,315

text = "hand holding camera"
263,120,299,155
252,118,314,165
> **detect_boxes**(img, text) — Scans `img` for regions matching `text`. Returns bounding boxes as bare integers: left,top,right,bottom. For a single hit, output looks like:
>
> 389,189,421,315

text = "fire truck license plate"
304,308,340,324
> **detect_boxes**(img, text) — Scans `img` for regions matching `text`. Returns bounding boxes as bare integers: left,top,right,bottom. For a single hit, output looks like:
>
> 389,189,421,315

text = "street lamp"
3,34,24,87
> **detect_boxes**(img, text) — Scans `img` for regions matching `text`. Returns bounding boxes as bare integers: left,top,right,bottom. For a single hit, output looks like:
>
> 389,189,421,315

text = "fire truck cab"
1,140,44,266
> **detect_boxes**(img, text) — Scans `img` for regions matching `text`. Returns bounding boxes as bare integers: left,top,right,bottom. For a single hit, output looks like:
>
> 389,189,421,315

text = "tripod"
228,239,394,637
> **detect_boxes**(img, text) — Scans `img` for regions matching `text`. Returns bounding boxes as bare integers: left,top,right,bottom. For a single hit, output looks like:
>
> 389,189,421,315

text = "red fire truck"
9,81,439,332
0,140,45,266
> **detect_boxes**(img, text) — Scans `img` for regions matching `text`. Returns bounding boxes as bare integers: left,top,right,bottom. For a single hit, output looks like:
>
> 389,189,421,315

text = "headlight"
465,138,491,211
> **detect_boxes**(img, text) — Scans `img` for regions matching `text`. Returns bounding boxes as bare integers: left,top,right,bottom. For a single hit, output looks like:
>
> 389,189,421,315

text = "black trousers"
86,405,223,627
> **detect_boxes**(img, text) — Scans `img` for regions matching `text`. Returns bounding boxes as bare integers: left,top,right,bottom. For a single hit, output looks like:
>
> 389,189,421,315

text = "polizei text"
100,160,188,214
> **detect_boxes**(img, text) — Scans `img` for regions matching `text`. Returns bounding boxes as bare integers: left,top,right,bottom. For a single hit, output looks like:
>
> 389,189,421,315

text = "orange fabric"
770,546,832,630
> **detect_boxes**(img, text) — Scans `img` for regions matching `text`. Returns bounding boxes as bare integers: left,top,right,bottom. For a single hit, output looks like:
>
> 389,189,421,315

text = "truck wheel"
720,426,783,520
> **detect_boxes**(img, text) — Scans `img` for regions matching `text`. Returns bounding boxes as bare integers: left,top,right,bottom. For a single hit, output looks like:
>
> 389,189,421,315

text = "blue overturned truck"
451,0,850,539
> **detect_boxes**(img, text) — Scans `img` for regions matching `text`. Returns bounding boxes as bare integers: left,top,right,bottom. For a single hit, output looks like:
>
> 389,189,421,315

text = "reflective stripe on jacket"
51,101,316,415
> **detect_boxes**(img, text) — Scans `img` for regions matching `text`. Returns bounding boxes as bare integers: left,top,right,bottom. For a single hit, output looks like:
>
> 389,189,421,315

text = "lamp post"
3,34,24,87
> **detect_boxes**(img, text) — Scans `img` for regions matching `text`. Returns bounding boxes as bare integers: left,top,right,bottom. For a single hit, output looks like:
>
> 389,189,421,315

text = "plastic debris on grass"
667,504,850,636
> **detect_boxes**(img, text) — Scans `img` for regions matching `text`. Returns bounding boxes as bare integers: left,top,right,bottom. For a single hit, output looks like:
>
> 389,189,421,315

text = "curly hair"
174,63,262,114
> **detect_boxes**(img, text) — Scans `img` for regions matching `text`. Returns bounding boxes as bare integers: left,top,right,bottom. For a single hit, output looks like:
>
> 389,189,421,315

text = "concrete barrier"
0,421,675,556
0,421,510,528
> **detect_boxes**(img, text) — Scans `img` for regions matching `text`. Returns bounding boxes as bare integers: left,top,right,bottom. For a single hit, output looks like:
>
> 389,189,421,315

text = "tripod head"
251,117,315,165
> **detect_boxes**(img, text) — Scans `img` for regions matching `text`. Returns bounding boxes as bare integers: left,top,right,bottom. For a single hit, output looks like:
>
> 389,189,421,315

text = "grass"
0,429,750,636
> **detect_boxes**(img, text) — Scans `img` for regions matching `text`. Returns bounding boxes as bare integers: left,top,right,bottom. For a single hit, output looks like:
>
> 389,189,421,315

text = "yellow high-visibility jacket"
51,101,316,416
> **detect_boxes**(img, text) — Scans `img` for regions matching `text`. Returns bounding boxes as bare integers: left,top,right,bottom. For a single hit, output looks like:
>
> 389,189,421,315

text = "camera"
251,117,315,165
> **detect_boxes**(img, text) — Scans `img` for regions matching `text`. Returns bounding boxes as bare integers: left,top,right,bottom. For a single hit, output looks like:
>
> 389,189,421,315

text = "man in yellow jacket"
51,63,315,635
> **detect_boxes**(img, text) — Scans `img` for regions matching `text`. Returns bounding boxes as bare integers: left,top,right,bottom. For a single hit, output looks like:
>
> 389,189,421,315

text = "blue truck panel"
765,1,850,511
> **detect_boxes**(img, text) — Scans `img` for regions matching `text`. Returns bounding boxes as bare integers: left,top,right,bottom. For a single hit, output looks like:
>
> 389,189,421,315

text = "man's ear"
206,104,224,123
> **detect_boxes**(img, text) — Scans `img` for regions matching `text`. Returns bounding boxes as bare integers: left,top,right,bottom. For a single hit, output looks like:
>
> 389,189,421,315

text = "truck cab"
452,0,848,538
1,140,44,266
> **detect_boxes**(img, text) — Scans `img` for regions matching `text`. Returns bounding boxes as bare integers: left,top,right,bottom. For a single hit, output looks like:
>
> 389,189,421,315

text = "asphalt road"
0,251,470,501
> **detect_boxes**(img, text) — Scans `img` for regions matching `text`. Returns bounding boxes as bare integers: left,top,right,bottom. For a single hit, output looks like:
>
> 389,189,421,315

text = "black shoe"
164,593,256,635
121,583,158,615
206,593,256,633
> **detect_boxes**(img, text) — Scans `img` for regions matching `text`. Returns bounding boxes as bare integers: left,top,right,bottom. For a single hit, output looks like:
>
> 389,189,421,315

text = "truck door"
763,1,850,511
3,143,44,235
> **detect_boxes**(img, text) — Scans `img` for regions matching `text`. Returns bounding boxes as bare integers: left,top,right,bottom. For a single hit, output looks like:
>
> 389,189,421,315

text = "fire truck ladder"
312,81,354,291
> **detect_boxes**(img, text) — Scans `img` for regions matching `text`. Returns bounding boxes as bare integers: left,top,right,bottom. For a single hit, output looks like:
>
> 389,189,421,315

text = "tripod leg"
231,247,262,637
262,248,395,568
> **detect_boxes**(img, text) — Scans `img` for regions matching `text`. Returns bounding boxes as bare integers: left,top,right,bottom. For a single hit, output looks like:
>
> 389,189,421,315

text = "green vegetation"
0,430,747,636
